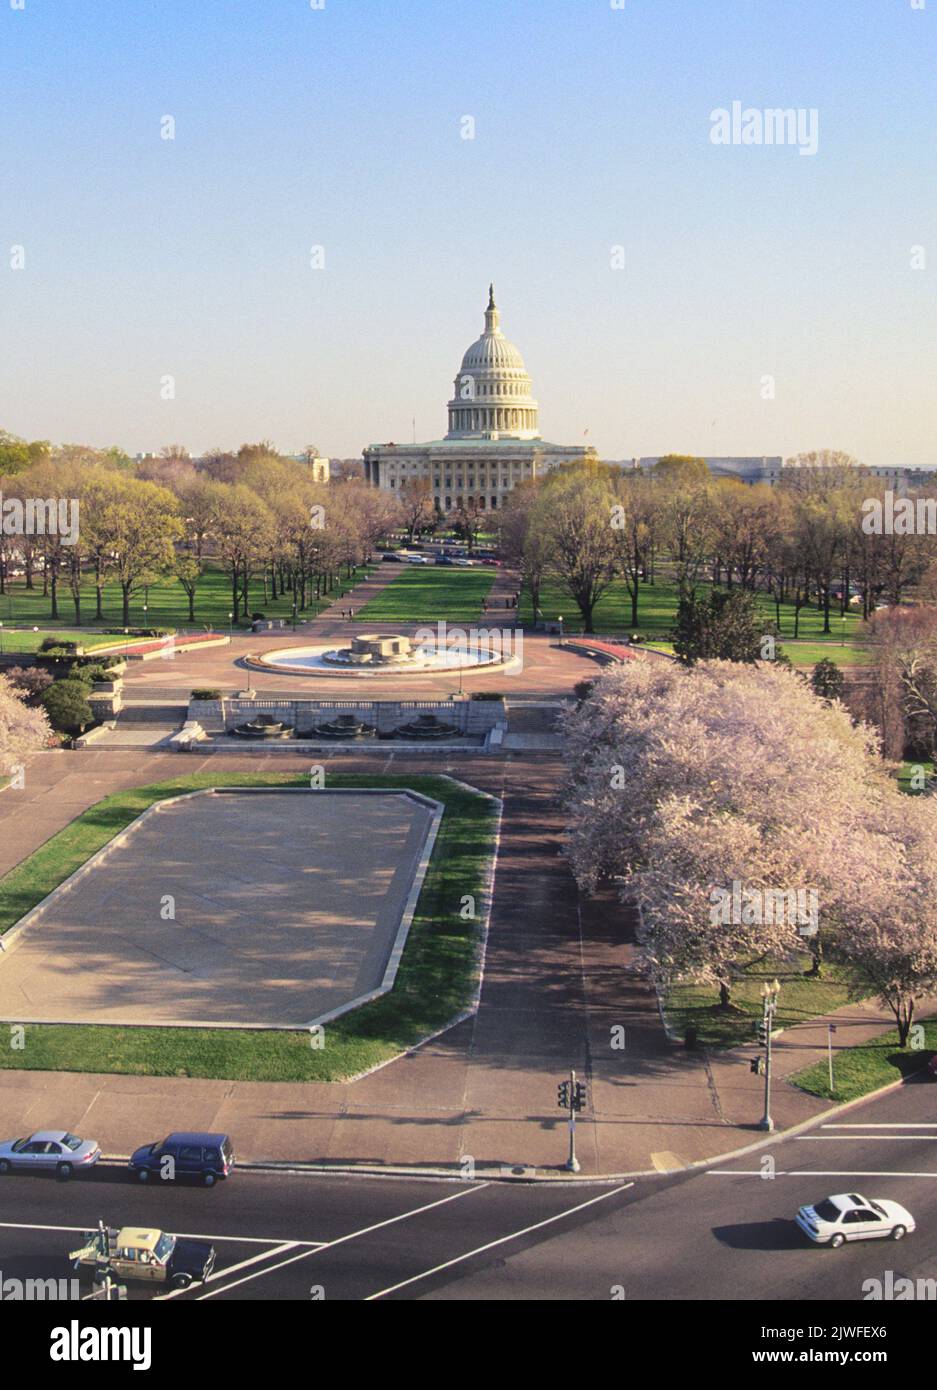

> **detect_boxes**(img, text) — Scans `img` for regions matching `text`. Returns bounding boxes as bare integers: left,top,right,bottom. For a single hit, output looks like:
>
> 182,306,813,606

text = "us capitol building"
363,286,595,514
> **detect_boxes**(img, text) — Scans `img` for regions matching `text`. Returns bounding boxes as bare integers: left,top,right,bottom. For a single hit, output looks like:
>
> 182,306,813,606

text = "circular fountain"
248,630,519,678
325,633,416,667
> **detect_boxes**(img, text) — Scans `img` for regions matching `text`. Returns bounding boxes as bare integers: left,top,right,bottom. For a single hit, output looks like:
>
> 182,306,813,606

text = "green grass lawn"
0,629,130,655
0,771,497,1083
0,563,375,634
356,565,497,623
791,1020,937,1102
898,760,935,794
779,641,872,667
664,956,864,1050
522,576,870,645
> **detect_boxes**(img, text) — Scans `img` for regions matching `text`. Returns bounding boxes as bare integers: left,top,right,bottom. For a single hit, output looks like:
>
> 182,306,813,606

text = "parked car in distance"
70,1225,215,1290
795,1192,915,1247
129,1132,234,1186
404,553,430,564
0,1130,101,1180
380,552,401,562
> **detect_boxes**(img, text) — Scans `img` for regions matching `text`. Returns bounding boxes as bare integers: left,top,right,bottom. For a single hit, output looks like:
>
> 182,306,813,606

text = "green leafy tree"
673,588,763,664
811,657,845,703
42,679,94,734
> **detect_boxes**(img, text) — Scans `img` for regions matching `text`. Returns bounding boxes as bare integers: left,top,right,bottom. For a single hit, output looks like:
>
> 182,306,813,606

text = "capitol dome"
446,286,540,441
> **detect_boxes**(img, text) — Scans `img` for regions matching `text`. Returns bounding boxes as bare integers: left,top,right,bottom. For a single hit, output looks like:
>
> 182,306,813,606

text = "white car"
405,554,429,564
796,1192,915,1248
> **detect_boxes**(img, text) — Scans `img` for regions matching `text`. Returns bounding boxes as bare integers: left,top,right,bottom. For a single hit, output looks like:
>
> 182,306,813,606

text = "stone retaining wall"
188,696,506,737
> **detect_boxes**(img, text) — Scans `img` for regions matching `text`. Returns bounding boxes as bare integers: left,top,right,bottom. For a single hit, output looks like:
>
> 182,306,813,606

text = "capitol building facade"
363,286,595,514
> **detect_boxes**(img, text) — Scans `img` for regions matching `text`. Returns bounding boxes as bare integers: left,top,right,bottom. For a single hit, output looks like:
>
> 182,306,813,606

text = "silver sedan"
0,1130,101,1180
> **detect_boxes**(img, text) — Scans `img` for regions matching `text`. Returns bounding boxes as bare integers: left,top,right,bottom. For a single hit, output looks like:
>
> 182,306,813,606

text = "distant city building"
610,457,937,492
608,457,784,484
289,452,330,482
363,286,595,514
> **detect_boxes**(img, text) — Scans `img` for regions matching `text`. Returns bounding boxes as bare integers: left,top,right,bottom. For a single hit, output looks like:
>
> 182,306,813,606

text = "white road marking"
708,1169,937,1178
364,1183,634,1301
797,1135,937,1142
0,1218,325,1246
822,1123,937,1129
197,1181,491,1300
156,1241,302,1301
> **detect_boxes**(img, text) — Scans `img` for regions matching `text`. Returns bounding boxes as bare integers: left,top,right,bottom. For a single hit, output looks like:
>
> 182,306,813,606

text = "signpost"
828,1022,837,1096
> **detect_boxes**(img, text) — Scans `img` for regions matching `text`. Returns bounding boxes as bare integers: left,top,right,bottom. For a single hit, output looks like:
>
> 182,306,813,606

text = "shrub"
41,679,94,734
469,691,504,701
39,637,77,654
83,665,115,685
191,688,223,700
36,646,78,665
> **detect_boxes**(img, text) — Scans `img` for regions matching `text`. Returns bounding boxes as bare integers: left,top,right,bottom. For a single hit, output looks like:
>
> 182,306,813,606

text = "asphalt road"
2,1077,936,1302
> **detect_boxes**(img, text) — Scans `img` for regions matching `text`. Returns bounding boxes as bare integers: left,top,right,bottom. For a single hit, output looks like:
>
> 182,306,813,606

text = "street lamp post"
758,979,781,1132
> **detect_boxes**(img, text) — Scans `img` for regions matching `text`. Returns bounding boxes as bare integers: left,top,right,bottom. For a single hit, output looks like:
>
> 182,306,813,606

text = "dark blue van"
129,1132,235,1187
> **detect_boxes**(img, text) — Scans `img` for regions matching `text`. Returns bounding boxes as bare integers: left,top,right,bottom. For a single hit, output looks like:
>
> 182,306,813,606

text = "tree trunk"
121,583,131,626
806,936,823,977
719,980,731,1010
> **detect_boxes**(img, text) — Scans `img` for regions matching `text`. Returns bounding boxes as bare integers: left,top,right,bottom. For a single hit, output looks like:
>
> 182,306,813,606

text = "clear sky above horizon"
2,0,934,465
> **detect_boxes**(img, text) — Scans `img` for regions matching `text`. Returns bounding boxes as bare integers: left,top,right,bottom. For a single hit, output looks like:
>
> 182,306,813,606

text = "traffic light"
572,1082,587,1112
755,1020,768,1047
557,1081,570,1110
750,1056,765,1075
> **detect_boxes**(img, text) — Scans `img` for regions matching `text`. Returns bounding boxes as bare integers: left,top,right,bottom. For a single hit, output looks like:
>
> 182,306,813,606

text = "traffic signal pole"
567,1068,580,1172
557,1068,586,1171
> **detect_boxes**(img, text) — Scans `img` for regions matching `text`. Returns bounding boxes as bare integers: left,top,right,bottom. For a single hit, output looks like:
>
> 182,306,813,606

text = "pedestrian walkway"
478,566,521,626
310,564,400,621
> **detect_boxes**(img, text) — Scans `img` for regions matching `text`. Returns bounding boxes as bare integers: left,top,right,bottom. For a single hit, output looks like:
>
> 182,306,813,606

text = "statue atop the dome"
488,282,496,309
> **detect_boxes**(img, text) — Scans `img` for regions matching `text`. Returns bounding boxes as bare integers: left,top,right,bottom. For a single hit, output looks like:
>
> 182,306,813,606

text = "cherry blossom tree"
561,660,887,1005
0,674,51,779
831,792,937,1044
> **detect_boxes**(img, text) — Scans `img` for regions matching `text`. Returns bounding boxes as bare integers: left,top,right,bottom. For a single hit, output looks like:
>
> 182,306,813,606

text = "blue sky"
1,0,935,464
